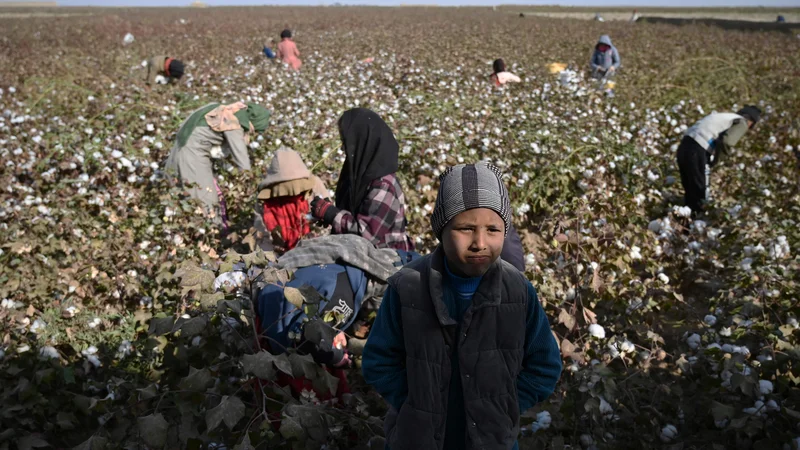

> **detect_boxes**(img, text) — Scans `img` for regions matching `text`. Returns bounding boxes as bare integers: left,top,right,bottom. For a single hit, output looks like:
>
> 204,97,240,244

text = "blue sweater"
362,260,562,449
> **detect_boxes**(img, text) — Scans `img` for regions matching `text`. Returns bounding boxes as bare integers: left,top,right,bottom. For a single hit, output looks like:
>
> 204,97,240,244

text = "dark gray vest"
385,247,528,450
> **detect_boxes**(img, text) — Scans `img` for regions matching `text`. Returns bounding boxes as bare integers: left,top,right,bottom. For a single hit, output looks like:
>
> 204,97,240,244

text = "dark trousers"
676,136,708,213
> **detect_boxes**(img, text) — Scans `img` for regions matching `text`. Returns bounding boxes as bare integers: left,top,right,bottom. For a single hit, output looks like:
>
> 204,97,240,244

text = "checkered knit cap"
431,161,511,239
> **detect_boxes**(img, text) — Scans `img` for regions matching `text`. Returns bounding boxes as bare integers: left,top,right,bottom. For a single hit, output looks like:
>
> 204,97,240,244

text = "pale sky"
34,0,800,7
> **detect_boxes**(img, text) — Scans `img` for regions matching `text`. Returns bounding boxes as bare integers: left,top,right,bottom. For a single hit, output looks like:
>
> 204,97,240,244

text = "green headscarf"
175,102,271,148
234,103,271,134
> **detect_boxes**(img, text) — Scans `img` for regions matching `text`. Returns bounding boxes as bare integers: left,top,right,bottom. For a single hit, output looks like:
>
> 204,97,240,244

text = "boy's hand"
334,352,352,368
333,332,347,350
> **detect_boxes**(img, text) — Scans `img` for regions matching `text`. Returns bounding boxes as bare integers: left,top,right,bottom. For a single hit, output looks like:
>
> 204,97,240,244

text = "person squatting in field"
589,35,620,80
677,106,761,215
253,146,328,253
143,55,185,86
490,58,521,87
362,161,562,450
276,29,302,71
165,102,271,229
309,108,416,252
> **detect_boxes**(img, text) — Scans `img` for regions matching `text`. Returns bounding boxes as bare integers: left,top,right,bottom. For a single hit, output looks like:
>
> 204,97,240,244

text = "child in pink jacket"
490,58,521,86
276,29,302,71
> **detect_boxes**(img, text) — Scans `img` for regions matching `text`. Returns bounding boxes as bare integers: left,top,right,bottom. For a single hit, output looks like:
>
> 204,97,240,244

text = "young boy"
362,162,562,450
677,106,761,215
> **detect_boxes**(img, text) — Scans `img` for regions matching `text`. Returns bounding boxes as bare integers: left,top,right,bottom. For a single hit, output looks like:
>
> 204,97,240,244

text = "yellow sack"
547,62,567,74
604,81,616,90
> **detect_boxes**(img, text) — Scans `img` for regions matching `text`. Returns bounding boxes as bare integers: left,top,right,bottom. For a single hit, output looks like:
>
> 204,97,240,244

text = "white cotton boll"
535,411,552,429
629,246,642,260
743,400,765,416
146,124,155,132
210,146,224,159
17,344,31,353
608,343,621,359
648,220,662,234
122,33,135,45
647,170,659,181
704,315,717,326
620,340,635,354
525,253,535,266
117,340,132,358
766,399,779,412
740,258,754,271
599,397,613,415
30,319,46,334
39,346,60,360
788,318,799,329
660,424,678,442
589,324,606,339
673,205,692,218
86,355,101,368
686,333,701,350
154,75,168,85
759,380,774,395
111,150,123,159
88,317,102,329
658,273,670,284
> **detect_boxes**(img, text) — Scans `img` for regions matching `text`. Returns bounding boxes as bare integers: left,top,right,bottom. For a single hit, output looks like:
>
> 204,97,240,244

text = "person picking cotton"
677,106,761,215
361,162,562,450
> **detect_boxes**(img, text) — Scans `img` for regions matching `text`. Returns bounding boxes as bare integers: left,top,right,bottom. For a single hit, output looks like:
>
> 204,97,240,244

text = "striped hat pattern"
431,161,511,239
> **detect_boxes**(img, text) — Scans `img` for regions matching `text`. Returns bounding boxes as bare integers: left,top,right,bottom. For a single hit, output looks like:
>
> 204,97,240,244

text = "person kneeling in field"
590,35,620,80
677,106,761,215
253,147,328,254
362,162,562,450
165,102,271,229
490,58,521,87
144,55,185,86
310,108,415,252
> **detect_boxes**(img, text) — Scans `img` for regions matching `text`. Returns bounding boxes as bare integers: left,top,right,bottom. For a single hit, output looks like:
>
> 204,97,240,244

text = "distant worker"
490,59,521,87
590,35,621,80
676,106,761,215
595,13,605,22
630,9,640,22
276,29,302,71
263,39,277,59
777,15,786,23
144,55,185,85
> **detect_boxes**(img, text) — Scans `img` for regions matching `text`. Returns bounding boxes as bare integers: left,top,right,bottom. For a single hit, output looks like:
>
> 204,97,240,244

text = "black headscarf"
334,108,399,212
281,29,292,39
167,59,185,79
736,106,761,127
493,58,505,74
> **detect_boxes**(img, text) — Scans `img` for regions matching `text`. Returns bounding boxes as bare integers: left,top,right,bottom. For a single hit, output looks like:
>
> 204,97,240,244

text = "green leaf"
137,384,159,401
72,435,109,450
178,367,212,392
289,353,318,379
199,292,225,309
205,395,246,431
241,351,277,380
278,415,305,441
148,316,176,336
17,434,49,450
233,434,256,450
179,316,208,337
312,368,340,397
711,401,736,422
272,353,293,376
138,413,169,449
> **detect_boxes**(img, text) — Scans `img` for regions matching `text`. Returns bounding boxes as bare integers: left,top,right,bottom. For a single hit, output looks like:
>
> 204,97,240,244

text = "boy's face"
441,208,505,278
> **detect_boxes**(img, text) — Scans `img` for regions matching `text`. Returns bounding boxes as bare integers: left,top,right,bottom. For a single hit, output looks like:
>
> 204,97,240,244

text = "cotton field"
0,6,799,450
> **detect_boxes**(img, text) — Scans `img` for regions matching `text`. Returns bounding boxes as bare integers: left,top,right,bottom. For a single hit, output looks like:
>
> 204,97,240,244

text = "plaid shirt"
331,174,415,252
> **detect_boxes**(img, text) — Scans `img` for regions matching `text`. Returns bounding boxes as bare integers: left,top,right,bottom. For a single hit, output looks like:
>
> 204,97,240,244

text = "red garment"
262,194,310,251
597,44,611,52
